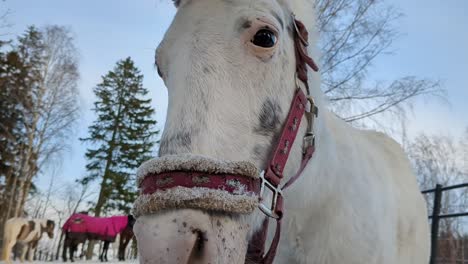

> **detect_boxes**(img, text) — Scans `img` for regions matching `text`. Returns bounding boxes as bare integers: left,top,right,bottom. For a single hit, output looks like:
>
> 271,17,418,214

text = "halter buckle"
303,96,318,152
258,171,282,219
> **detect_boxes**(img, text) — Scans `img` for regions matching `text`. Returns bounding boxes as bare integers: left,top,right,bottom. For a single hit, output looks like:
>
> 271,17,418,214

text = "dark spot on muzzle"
191,228,208,258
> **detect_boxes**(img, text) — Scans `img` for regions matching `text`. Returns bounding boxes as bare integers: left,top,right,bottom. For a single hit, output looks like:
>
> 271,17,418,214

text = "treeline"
0,23,159,256
0,25,79,227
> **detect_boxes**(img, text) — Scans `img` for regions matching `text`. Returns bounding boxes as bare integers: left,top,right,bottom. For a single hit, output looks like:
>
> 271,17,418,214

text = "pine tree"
81,57,158,216
0,27,44,220
0,40,34,224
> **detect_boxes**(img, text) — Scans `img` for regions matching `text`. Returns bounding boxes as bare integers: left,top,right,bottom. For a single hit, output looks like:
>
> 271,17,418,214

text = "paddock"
1,182,466,264
423,183,468,264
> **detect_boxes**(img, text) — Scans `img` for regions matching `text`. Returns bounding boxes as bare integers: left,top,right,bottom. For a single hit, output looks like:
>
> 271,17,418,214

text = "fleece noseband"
133,14,318,264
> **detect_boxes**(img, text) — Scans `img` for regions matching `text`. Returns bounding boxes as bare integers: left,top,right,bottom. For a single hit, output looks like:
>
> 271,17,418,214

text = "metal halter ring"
258,171,282,219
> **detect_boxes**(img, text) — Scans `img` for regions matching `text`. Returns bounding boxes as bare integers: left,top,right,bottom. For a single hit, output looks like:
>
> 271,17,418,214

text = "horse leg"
118,238,124,260
121,235,131,261
104,241,109,262
98,240,104,262
2,238,16,264
62,234,69,262
62,236,68,262
118,235,126,261
69,241,76,262
17,246,24,263
101,242,106,262
79,239,86,259
28,241,38,262
19,243,28,263
2,220,15,264
12,243,20,261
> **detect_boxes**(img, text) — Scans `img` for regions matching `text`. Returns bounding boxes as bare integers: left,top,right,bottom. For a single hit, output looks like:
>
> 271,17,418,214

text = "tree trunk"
18,169,36,217
85,81,124,260
85,166,112,260
14,142,34,217
0,167,14,204
85,135,118,260
5,170,19,219
55,232,64,260
15,81,43,217
0,167,15,249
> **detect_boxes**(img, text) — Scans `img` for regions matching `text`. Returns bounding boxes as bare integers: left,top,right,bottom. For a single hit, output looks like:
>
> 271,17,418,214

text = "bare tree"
407,130,468,263
407,130,468,236
13,25,80,217
315,0,446,125
50,182,92,260
462,128,468,176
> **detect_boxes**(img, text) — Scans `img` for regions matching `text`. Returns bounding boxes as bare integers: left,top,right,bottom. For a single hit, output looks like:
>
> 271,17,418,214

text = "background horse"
61,213,135,262
1,217,55,264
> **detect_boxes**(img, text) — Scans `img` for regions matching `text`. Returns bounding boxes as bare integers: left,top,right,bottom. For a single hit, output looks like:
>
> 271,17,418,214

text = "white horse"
133,0,430,263
1,217,55,263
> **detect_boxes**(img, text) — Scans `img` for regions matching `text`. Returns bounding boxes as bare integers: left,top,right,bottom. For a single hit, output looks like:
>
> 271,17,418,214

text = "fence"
422,183,468,264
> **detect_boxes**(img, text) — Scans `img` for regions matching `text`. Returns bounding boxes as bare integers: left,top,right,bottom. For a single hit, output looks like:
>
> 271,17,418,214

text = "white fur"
135,0,430,263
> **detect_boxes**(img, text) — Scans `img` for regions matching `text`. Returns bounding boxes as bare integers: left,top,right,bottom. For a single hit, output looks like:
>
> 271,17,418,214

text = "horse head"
127,215,136,229
133,0,321,263
45,219,55,239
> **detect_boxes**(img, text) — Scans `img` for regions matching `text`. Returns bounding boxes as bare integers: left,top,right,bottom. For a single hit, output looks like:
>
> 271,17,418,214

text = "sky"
3,0,468,192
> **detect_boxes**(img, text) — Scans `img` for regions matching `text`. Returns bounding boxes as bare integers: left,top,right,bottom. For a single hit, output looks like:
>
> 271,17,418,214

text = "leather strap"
247,146,314,264
282,145,315,190
245,16,319,264
263,89,307,186
140,171,260,195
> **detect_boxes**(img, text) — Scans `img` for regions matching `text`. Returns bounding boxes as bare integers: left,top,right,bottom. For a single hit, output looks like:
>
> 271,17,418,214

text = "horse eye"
251,29,277,48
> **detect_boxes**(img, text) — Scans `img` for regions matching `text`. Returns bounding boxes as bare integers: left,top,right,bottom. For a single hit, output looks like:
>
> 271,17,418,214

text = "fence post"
429,184,443,264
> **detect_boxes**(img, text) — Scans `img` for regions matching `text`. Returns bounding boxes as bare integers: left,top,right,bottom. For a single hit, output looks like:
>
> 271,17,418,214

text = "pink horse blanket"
62,213,128,241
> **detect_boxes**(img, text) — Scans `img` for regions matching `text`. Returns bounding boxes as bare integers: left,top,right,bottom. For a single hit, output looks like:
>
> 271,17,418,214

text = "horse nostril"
190,228,208,259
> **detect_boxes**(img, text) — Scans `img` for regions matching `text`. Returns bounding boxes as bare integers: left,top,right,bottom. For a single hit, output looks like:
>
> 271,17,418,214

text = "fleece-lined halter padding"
133,154,260,217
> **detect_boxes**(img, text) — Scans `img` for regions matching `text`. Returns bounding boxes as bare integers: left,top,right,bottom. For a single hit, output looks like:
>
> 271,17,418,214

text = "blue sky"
4,0,467,191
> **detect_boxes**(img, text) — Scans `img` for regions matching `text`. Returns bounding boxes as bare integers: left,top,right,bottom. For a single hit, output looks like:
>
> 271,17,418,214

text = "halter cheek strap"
246,15,319,264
